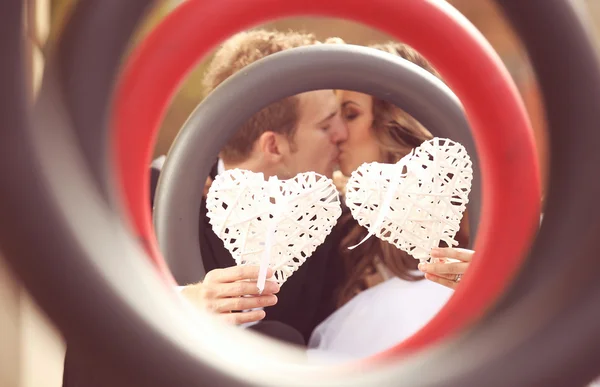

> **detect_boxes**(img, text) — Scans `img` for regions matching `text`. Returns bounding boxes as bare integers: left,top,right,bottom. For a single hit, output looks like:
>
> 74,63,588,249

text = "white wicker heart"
206,169,342,292
345,138,473,262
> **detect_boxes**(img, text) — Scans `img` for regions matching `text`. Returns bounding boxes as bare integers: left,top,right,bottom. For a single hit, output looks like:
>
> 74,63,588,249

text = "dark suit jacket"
63,160,345,387
154,160,344,341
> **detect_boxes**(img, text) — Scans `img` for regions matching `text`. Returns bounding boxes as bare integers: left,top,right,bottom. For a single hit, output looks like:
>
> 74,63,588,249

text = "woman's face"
337,91,382,176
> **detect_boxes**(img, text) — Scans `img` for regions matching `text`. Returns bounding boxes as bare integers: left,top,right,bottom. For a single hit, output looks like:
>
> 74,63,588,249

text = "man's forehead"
296,90,338,121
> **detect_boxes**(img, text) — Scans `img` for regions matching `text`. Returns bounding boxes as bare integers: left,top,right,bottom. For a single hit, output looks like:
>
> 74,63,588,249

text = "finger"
213,280,280,298
424,273,458,290
418,262,469,275
430,247,474,262
205,265,274,283
212,295,278,313
426,272,460,282
220,309,266,325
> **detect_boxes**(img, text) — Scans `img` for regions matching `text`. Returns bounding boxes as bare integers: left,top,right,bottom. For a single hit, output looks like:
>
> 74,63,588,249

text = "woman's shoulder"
308,277,453,359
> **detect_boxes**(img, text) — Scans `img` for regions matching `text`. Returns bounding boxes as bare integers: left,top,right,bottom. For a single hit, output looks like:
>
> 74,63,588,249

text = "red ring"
111,0,540,357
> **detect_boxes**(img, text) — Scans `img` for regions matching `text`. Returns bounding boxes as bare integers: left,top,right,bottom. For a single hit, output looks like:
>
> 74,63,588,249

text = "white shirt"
307,277,453,362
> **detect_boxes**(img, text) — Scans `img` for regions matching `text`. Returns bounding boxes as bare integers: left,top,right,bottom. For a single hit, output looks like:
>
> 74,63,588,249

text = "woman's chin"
340,161,363,177
338,165,351,177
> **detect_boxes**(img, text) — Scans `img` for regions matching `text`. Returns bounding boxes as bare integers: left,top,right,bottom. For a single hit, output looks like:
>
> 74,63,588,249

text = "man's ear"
257,131,289,163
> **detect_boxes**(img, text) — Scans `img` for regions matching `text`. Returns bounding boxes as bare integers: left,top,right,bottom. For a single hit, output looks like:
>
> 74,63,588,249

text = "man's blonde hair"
202,29,320,163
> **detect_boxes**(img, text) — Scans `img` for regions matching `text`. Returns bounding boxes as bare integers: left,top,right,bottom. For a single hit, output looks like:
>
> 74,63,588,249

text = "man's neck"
222,158,279,180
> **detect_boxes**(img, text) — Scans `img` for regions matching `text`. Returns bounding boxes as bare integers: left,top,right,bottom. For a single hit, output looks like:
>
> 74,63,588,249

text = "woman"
307,41,474,360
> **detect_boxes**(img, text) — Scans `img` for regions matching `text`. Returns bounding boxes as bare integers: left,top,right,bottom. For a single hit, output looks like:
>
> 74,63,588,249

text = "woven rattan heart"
345,138,472,261
206,169,342,290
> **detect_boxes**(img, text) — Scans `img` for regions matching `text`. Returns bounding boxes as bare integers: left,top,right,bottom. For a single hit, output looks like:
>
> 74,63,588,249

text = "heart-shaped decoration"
206,169,342,291
345,138,473,262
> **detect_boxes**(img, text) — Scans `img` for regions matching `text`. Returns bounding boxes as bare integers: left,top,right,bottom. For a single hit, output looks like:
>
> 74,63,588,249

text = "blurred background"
2,0,599,386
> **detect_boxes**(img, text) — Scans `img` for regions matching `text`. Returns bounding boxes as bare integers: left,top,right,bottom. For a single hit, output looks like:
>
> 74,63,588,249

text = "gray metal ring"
2,0,600,386
154,44,482,284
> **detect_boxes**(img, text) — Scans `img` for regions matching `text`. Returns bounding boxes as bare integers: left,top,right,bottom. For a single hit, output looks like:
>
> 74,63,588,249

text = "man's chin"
311,163,337,179
325,159,344,179
311,167,331,179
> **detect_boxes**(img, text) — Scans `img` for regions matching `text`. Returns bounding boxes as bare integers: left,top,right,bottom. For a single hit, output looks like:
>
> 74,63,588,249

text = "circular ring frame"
112,0,540,356
154,44,483,286
7,0,600,386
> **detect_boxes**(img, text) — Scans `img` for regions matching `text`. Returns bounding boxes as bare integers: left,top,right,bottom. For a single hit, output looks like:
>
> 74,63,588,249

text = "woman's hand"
418,247,474,290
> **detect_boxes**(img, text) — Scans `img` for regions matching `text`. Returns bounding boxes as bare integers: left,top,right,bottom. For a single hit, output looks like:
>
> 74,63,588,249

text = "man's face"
280,90,348,178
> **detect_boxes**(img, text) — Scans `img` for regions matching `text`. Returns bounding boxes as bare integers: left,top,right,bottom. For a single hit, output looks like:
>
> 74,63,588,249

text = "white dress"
307,275,453,363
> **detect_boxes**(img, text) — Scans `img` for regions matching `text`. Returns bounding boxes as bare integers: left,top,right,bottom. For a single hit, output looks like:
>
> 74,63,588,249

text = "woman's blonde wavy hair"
332,41,470,307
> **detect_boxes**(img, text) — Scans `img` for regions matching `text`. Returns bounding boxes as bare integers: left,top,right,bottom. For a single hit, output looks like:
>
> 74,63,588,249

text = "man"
164,29,348,341
63,29,347,387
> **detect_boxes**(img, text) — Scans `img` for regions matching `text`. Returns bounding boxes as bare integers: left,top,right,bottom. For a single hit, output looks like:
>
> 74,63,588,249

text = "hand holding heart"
196,138,473,322
206,169,342,292
345,138,473,261
418,247,475,289
180,265,280,325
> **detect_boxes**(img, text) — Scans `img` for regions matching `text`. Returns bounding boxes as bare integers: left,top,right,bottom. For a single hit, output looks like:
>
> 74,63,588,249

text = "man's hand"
180,265,280,325
418,247,474,290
